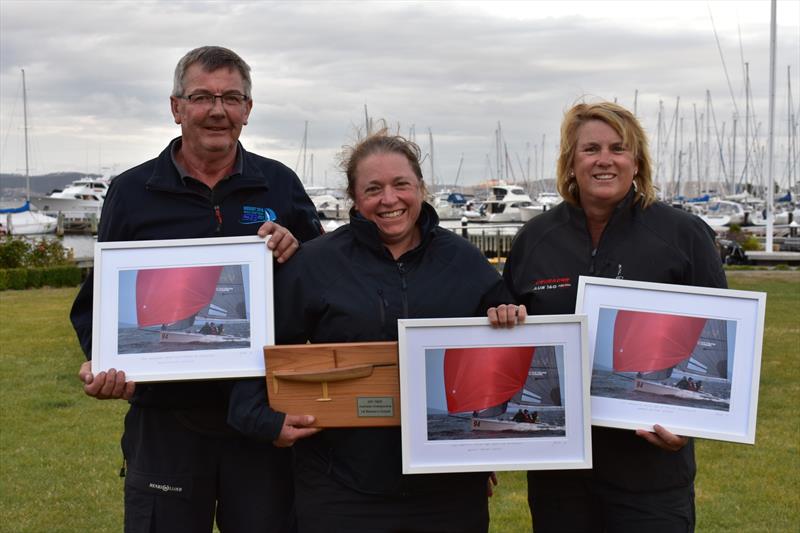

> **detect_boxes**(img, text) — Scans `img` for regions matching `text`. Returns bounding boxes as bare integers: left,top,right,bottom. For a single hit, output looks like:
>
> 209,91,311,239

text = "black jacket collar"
348,201,440,261
146,137,270,195
564,186,639,226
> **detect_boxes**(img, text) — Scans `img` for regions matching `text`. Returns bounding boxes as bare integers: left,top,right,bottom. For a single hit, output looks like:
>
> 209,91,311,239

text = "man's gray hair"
172,46,252,98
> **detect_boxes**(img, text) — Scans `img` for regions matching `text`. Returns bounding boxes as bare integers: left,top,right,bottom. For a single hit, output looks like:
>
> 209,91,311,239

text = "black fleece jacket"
503,188,727,492
228,202,513,494
70,138,320,418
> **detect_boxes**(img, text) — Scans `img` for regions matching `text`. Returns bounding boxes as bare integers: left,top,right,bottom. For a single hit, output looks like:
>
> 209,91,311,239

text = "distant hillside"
0,172,103,199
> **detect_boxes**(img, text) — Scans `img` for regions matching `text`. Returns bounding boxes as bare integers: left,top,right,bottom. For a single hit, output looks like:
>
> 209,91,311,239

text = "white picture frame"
398,316,592,474
91,236,273,382
576,276,766,444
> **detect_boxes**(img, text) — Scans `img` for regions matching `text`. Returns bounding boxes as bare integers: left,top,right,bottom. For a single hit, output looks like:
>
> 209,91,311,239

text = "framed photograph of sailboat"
397,316,592,474
91,236,273,382
576,276,766,444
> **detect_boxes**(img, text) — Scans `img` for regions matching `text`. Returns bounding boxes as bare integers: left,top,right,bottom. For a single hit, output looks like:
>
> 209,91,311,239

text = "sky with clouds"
1,1,798,191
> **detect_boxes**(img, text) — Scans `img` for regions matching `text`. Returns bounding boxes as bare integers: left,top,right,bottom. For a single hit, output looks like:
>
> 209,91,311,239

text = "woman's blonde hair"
556,101,657,208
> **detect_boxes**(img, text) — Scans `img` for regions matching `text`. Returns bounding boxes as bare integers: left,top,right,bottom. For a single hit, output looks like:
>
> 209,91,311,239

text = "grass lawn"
0,271,797,532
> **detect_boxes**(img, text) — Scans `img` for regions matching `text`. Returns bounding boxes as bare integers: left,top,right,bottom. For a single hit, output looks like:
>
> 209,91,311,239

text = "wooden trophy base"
264,341,399,427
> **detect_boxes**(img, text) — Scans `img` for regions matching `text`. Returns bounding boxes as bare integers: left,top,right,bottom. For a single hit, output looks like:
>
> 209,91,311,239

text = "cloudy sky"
1,1,798,191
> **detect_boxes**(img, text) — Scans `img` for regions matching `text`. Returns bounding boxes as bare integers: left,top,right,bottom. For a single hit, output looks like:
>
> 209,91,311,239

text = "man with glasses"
70,46,321,532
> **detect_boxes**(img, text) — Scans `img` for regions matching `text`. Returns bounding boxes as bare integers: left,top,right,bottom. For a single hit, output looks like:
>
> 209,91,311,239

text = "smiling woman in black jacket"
230,129,517,533
503,101,727,533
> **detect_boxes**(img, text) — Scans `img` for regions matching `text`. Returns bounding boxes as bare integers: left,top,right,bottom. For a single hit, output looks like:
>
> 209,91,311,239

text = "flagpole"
765,0,777,253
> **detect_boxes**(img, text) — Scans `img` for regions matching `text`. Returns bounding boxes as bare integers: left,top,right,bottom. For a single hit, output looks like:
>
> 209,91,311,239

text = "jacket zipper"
214,205,223,233
397,262,409,318
377,289,388,327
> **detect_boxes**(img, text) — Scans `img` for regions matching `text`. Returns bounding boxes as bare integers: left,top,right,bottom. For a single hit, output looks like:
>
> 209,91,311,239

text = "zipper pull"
214,205,223,231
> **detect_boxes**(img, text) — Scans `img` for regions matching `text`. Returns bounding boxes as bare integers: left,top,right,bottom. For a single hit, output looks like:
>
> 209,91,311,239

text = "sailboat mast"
743,62,750,191
694,104,701,196
428,128,435,192
21,69,30,200
655,100,663,197
671,97,680,198
730,115,737,195
302,121,308,183
705,90,711,194
788,66,795,192
541,134,546,182
295,121,307,181
525,141,531,183
496,122,503,182
765,0,777,253
454,153,464,186
678,116,684,197
504,143,511,183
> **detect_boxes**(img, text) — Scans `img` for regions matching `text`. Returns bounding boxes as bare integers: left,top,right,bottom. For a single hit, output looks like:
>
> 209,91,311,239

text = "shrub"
0,236,73,268
0,238,79,290
41,266,82,287
26,268,43,288
0,238,31,268
27,238,73,267
0,265,82,290
4,268,27,290
741,235,762,251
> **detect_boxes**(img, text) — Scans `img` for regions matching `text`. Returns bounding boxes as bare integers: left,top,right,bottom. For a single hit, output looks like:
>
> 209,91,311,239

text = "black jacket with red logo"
503,188,726,492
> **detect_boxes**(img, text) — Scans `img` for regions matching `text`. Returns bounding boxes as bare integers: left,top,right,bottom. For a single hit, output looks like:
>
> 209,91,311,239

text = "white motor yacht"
478,184,535,223
30,177,109,215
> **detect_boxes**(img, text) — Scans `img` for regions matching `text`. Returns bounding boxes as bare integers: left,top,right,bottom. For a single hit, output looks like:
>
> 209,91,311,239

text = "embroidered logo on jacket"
530,276,572,292
148,482,183,493
240,206,277,224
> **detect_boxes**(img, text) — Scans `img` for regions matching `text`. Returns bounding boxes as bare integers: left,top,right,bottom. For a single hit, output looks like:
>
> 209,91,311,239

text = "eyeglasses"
178,93,250,107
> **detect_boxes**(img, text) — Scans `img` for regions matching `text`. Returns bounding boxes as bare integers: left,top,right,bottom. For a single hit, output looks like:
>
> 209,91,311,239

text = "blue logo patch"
240,206,277,224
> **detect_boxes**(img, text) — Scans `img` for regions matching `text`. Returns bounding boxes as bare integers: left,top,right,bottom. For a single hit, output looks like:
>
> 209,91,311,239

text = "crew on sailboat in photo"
135,265,249,344
612,309,730,405
442,345,564,432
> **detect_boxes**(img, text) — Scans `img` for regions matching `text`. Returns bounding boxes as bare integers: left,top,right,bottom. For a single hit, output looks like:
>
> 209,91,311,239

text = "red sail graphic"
613,310,706,373
444,347,535,413
136,266,224,327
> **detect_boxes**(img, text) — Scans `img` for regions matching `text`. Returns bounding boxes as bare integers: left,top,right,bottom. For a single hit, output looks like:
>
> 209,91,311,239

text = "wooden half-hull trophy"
264,342,399,427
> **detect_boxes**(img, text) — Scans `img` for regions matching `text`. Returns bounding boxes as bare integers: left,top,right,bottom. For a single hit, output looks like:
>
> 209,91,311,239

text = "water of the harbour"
591,369,731,412
117,322,251,355
427,407,566,441
61,234,96,260
5,233,97,261
33,224,520,262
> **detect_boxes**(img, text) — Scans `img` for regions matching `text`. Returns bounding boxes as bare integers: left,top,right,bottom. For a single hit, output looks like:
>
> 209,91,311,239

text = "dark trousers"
121,405,294,533
528,472,695,533
292,452,488,533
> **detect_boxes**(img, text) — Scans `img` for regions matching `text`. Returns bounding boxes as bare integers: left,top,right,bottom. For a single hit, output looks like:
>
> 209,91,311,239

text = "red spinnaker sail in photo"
136,266,224,327
613,310,706,373
444,347,535,413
